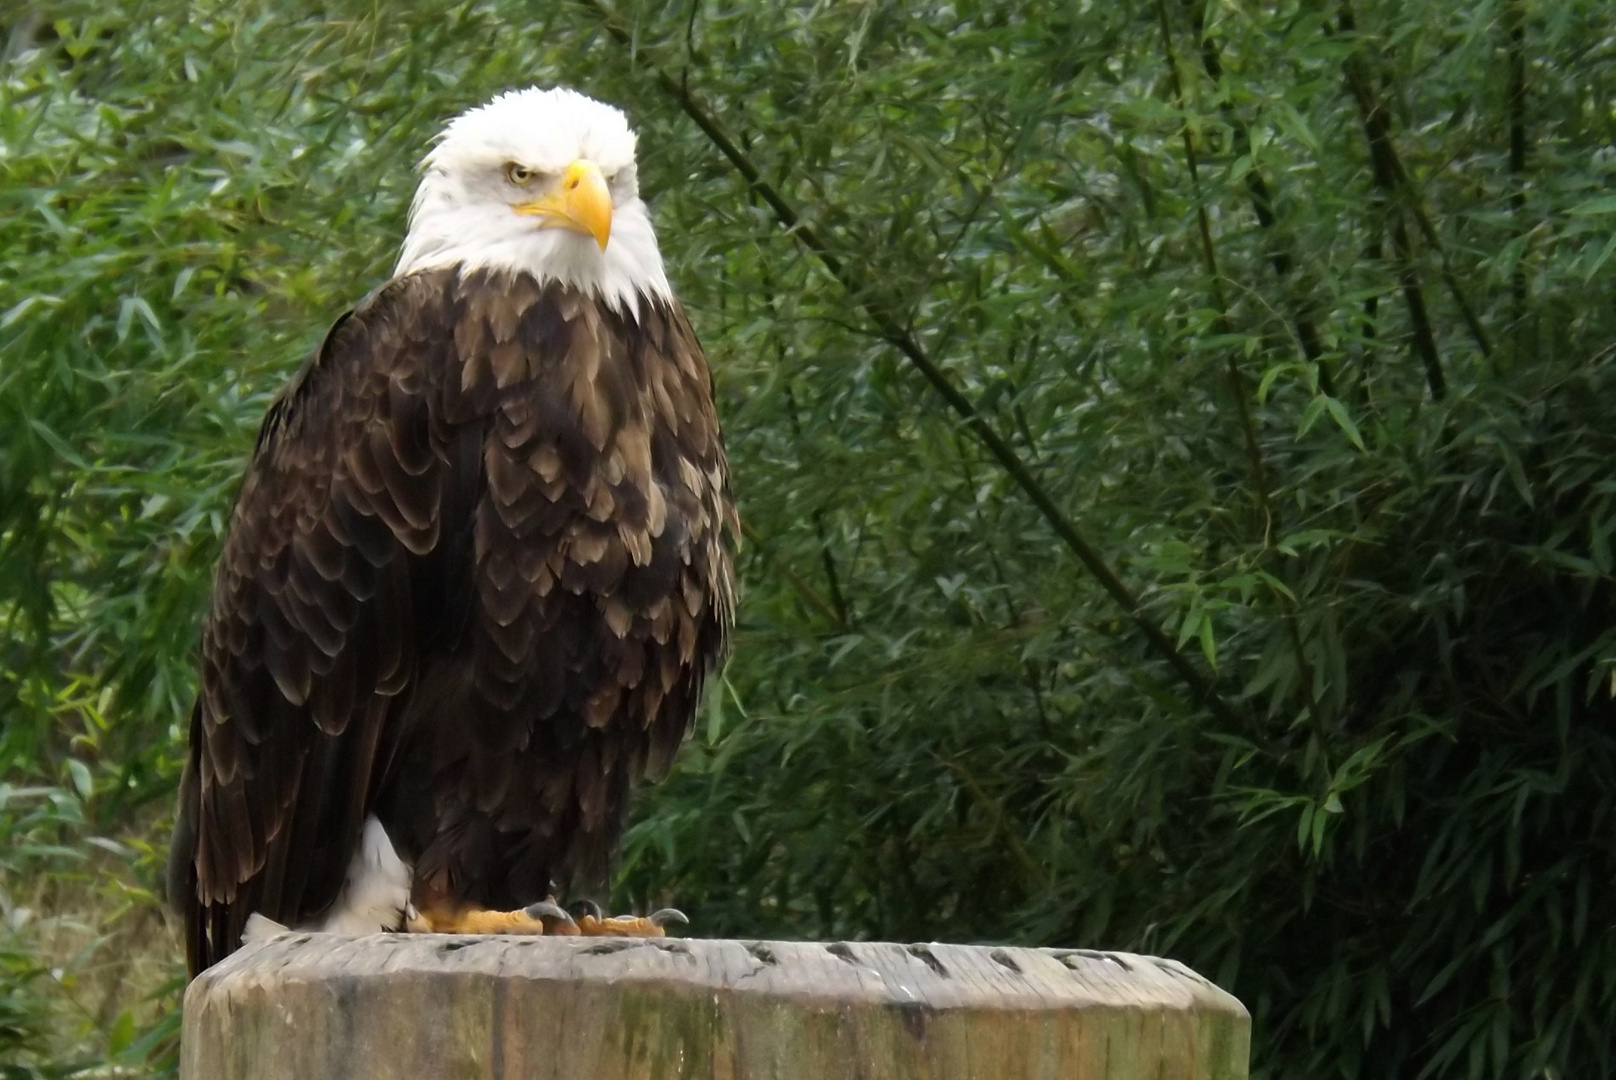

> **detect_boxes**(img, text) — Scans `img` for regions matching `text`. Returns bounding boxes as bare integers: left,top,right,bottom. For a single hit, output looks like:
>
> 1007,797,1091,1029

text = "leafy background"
2,0,1614,1076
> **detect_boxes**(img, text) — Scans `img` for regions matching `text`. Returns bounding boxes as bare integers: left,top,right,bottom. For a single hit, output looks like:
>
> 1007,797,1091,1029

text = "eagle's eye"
504,162,536,186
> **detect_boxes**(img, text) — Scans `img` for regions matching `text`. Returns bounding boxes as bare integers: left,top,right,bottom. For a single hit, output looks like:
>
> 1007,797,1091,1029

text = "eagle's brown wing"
168,269,474,976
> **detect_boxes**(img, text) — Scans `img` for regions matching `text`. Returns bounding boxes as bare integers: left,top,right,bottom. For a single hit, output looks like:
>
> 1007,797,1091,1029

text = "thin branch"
1187,0,1336,397
1360,231,1382,350
1337,2,1491,373
751,226,854,634
1406,204,1493,363
578,0,1241,727
740,520,844,630
951,427,1060,745
1337,15,1447,399
782,383,852,633
937,755,1051,890
1155,0,1328,736
1506,0,1529,347
1389,210,1446,398
1152,0,1270,532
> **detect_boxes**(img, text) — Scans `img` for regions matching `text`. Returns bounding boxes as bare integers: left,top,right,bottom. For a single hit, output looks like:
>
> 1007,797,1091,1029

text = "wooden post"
181,933,1249,1079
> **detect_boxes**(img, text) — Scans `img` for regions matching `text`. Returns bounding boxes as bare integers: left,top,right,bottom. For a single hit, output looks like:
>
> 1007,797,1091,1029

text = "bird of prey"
167,87,738,977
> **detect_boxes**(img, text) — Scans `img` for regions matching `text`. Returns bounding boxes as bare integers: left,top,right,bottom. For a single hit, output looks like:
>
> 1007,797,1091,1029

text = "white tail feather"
241,912,289,945
243,816,412,941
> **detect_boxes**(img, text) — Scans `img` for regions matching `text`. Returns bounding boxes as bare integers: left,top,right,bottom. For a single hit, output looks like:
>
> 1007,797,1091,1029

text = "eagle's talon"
565,903,689,937
567,898,603,922
520,897,691,937
407,900,571,935
523,899,575,925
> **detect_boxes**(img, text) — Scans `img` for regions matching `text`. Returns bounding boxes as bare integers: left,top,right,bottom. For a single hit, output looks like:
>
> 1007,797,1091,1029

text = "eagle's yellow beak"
514,160,612,250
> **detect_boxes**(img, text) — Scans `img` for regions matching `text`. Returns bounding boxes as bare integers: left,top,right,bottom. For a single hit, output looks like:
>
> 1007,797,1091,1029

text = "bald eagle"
167,88,737,977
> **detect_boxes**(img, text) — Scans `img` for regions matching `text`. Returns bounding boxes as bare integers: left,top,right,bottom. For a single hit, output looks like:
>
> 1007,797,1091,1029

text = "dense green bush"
2,0,1613,1075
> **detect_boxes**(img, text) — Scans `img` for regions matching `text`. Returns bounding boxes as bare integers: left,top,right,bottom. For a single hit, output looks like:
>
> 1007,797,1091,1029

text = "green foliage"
3,0,1615,1076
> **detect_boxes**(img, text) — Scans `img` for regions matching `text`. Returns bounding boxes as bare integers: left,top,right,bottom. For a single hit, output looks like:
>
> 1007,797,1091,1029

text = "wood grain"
181,934,1249,1079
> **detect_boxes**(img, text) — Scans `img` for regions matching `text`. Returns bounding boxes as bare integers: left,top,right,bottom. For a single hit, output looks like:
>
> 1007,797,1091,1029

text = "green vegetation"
2,0,1613,1075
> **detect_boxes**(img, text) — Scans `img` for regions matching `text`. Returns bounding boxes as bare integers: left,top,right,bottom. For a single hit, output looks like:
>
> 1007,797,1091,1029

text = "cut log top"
182,934,1250,1080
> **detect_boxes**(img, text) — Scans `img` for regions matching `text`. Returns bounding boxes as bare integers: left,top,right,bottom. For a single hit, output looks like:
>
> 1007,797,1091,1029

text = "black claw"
523,899,575,924
568,898,603,921
649,907,689,928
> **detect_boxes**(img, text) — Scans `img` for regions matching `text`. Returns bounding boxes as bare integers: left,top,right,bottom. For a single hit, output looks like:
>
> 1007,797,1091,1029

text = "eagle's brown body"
169,267,736,976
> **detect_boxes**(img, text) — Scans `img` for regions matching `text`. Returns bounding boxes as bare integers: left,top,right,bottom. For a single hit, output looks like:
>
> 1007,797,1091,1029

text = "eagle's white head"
394,87,671,314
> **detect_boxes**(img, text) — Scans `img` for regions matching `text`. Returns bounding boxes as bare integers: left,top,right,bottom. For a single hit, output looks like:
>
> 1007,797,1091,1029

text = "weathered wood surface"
181,933,1249,1080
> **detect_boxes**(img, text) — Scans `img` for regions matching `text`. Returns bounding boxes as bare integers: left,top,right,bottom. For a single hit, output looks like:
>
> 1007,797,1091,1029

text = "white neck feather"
392,178,672,316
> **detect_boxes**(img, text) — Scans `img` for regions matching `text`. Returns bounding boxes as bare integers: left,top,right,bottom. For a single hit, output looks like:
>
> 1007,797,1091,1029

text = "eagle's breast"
366,267,736,903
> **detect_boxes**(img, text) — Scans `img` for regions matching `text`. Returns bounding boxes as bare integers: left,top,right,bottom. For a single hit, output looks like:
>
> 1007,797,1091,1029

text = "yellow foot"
570,899,689,938
405,898,576,935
